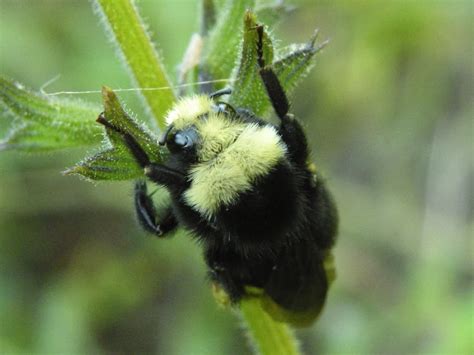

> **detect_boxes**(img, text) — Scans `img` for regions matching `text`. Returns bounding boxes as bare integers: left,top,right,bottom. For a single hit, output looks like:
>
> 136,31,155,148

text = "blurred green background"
0,0,472,354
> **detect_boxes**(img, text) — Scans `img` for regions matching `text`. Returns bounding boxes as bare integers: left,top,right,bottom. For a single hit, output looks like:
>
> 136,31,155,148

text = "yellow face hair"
165,95,214,128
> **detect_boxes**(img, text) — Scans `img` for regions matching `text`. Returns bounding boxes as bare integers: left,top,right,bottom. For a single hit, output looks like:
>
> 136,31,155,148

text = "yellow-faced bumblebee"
98,25,338,326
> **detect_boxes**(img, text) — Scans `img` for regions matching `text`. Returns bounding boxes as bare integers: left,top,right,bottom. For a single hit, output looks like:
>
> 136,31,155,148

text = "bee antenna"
209,88,232,99
215,101,236,117
159,124,174,146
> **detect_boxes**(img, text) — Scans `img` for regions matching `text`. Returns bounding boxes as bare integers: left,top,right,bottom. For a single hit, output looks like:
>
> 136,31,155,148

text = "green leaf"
0,76,102,152
229,13,326,118
274,31,328,94
100,86,163,161
66,87,164,181
65,147,142,181
228,11,275,116
93,0,176,129
255,1,295,28
202,0,255,86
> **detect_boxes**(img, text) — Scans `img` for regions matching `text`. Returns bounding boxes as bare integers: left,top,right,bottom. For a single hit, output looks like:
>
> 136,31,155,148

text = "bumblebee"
98,25,337,326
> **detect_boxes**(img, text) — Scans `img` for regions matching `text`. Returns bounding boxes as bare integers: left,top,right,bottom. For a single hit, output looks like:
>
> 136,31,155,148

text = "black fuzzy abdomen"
302,175,338,250
214,160,299,245
189,161,301,301
170,159,337,317
264,238,328,312
262,174,338,317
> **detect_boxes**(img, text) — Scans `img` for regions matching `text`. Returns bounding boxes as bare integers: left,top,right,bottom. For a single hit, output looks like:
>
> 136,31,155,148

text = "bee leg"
97,113,186,189
135,182,178,236
208,263,244,303
255,25,290,121
278,115,310,166
255,26,310,165
144,164,186,190
206,248,245,302
134,180,178,237
97,113,151,168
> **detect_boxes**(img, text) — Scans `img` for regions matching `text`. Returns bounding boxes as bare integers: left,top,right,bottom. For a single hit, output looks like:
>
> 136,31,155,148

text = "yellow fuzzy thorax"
165,95,288,219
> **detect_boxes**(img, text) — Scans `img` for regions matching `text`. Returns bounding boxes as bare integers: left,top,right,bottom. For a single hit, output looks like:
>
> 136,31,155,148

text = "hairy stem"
94,0,175,129
240,297,301,355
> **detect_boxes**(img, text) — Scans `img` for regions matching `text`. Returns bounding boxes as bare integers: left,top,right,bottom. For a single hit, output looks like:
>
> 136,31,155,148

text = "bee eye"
174,133,190,148
167,129,197,154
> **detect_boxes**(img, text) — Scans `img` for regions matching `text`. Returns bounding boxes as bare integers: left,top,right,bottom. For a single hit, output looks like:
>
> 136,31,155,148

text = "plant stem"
94,0,175,129
240,297,301,355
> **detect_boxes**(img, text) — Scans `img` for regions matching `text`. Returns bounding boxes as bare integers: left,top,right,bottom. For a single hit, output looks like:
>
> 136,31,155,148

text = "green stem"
94,0,175,129
240,297,301,355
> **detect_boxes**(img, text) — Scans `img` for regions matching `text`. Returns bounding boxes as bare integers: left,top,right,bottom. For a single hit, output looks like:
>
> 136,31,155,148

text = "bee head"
161,90,287,218
160,91,242,162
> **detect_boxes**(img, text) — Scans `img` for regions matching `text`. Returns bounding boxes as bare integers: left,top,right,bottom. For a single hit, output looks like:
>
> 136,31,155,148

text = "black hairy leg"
256,25,289,120
205,245,276,303
255,26,310,165
144,164,186,189
208,262,245,303
134,180,178,237
96,113,186,190
278,117,310,166
97,113,151,167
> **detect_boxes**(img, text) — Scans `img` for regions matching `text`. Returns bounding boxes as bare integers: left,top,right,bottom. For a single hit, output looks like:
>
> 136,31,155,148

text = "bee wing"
262,242,333,327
